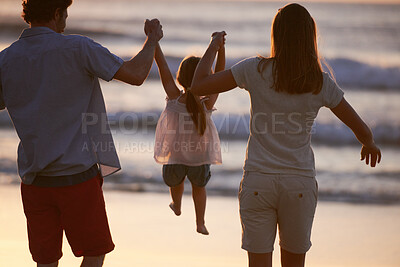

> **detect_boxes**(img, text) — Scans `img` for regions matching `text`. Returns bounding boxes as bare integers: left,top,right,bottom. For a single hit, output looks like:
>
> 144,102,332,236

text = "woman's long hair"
258,3,324,94
177,56,207,136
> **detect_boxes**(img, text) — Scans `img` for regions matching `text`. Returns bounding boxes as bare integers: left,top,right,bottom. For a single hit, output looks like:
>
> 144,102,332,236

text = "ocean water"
0,0,399,204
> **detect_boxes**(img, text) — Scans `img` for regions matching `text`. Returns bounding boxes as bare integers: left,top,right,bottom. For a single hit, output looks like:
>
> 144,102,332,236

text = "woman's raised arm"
192,32,237,96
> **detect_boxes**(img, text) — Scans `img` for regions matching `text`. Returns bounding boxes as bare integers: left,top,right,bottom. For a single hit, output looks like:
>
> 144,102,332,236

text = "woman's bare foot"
196,224,209,235
169,202,181,216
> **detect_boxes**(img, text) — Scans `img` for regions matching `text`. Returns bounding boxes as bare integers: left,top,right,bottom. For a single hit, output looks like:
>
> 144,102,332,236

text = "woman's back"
191,5,381,266
231,57,343,176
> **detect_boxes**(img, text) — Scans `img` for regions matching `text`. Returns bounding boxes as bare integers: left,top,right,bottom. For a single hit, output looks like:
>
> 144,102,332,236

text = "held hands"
144,19,163,42
210,31,226,51
361,143,381,167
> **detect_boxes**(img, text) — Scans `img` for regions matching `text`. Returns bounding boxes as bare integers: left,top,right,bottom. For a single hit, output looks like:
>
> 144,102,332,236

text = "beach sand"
0,184,399,267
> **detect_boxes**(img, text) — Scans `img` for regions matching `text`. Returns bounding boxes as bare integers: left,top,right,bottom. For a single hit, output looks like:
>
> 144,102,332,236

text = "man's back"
0,27,123,183
1,1,163,264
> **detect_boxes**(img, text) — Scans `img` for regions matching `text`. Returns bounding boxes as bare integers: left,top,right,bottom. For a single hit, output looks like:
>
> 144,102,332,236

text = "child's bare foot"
169,202,181,216
196,224,209,235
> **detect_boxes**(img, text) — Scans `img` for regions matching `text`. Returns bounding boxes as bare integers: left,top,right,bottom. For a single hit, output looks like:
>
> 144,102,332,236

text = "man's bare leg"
37,262,58,267
81,255,105,267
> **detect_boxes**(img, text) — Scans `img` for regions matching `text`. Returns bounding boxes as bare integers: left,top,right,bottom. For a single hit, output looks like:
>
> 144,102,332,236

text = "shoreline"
1,178,400,205
1,184,400,266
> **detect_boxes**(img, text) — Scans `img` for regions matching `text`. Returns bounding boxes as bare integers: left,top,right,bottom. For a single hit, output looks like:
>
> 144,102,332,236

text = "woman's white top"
231,57,344,177
154,93,222,166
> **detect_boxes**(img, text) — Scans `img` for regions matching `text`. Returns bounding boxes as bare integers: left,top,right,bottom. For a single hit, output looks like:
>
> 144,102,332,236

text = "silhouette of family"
0,0,381,266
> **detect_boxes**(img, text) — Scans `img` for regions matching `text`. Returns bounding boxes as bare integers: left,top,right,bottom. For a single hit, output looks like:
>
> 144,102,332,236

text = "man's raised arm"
113,19,163,86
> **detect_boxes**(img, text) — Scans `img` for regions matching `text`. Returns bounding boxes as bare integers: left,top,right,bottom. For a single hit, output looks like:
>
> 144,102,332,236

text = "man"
0,0,162,266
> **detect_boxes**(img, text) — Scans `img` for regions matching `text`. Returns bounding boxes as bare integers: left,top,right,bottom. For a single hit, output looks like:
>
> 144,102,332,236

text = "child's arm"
204,45,225,110
155,43,180,99
330,98,382,167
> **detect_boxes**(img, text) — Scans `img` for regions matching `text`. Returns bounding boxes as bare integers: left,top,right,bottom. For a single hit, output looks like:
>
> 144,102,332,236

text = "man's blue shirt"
0,27,123,184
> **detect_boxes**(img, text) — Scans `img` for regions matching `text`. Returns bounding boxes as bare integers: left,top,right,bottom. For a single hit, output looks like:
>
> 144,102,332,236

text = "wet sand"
0,184,399,266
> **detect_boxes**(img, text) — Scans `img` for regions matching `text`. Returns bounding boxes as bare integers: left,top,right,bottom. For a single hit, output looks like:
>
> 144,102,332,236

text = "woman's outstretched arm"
192,32,237,96
155,43,180,99
330,98,382,167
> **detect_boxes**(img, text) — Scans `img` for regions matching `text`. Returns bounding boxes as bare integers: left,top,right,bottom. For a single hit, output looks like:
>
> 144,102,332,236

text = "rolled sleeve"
80,37,124,82
322,73,344,108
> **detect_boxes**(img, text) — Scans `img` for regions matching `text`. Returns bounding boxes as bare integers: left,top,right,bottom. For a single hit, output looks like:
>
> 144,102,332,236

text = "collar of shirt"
19,27,56,39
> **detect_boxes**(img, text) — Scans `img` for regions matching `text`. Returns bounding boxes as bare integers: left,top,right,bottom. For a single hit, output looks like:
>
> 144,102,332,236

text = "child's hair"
258,3,323,95
176,56,207,136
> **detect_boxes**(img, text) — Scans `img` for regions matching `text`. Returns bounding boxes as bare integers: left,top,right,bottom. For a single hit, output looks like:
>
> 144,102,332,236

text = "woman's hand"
191,30,236,96
361,143,382,167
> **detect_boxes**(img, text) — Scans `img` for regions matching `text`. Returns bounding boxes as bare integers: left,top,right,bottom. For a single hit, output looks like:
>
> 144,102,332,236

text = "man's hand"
144,19,163,42
113,19,163,85
210,31,226,51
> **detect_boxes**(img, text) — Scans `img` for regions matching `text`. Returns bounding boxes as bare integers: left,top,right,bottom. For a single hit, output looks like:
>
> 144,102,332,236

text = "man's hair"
22,0,73,24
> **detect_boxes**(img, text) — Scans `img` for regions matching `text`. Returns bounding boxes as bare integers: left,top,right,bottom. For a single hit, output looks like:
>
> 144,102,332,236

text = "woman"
191,3,381,267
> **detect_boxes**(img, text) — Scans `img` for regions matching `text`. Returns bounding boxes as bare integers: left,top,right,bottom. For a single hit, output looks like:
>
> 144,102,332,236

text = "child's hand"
144,19,163,42
361,143,381,167
210,31,226,51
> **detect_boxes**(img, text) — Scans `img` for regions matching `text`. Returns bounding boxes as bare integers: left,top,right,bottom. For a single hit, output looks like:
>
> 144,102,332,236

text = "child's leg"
163,165,186,216
169,181,184,216
191,184,209,235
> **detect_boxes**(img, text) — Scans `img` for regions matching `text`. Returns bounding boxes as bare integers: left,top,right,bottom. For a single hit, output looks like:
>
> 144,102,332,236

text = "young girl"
192,4,381,266
153,41,224,235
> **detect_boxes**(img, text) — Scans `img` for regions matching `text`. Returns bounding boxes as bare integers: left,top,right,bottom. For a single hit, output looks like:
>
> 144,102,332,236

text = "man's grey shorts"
239,171,318,254
162,164,211,187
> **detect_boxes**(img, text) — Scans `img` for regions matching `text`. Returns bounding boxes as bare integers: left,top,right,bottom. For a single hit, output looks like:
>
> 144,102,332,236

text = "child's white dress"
154,93,222,166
